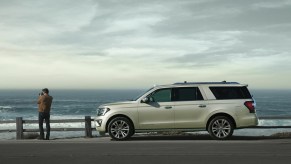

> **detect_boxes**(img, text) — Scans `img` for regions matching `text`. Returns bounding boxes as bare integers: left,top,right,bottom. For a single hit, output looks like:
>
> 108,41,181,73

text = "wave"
0,106,16,120
259,119,291,126
0,106,14,110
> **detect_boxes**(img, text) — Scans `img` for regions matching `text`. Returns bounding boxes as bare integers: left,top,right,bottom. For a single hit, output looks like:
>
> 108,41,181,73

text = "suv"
95,82,258,140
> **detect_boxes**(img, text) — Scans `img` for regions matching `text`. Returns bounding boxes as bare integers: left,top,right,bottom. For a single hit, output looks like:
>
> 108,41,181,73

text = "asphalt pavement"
1,135,291,164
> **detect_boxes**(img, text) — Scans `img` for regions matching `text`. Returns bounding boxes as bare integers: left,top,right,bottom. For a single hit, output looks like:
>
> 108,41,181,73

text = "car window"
209,86,252,100
174,87,204,101
151,89,172,102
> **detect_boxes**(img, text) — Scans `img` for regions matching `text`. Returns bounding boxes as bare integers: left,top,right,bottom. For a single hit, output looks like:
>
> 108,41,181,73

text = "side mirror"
141,97,149,103
141,97,155,103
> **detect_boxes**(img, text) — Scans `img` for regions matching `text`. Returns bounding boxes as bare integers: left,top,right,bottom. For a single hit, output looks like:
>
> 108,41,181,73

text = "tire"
208,116,234,140
108,117,134,141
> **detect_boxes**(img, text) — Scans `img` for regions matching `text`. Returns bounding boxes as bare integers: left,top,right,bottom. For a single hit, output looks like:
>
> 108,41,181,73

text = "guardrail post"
16,117,24,140
85,116,92,138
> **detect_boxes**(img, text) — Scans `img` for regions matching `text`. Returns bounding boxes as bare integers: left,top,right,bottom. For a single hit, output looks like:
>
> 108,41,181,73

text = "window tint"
209,87,252,100
151,89,172,102
174,87,204,101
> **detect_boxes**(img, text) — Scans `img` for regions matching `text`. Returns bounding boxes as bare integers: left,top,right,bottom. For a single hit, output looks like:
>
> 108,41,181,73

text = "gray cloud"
151,0,291,35
1,0,291,89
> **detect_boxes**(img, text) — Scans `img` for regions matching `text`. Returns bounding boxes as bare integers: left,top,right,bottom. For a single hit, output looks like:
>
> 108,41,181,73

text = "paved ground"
1,135,291,164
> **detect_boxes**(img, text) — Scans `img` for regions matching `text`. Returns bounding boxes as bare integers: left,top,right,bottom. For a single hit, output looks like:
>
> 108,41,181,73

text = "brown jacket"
37,95,53,113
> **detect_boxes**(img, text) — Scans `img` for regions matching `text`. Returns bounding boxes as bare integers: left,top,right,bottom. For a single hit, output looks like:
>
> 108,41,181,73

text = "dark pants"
39,112,50,140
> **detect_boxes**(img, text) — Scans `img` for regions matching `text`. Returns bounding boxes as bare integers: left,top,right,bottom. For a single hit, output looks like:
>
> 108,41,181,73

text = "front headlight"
97,107,110,116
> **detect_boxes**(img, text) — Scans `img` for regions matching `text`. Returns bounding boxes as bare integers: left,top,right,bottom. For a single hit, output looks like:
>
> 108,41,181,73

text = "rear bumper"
237,114,259,128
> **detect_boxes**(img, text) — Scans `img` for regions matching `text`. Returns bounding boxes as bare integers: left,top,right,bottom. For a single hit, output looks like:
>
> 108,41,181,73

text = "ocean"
1,89,291,139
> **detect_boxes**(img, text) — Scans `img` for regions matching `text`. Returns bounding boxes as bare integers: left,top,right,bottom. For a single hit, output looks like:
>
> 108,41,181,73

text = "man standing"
37,88,53,140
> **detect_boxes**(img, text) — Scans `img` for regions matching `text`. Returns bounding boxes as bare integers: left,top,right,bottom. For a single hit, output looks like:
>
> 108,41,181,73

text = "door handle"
165,106,172,109
198,104,207,108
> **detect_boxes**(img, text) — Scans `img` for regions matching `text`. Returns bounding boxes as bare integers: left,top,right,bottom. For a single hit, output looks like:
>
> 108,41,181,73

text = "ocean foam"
0,106,13,109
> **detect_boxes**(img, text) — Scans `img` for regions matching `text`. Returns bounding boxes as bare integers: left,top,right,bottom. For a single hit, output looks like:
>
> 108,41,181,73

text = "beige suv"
95,82,258,140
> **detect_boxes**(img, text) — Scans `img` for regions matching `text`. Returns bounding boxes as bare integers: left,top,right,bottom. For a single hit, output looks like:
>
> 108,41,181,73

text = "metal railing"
0,116,94,139
1,116,291,140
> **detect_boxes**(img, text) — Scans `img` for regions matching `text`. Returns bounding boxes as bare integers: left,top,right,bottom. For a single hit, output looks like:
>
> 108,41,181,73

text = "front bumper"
95,119,103,127
94,118,107,132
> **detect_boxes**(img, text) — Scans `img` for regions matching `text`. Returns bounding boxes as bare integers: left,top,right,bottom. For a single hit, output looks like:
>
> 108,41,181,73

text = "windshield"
132,87,153,101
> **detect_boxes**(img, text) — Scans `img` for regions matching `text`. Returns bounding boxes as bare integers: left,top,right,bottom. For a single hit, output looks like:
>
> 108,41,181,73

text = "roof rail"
174,81,240,85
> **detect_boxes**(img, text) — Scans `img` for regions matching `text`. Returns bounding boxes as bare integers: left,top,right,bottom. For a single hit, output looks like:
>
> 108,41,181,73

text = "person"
37,88,53,140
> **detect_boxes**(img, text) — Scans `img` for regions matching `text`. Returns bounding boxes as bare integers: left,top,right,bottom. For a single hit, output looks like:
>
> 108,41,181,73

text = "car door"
138,88,175,129
173,87,207,129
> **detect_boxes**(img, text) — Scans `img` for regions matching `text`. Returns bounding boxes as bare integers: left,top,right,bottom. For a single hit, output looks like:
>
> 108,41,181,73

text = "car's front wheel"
108,117,133,141
208,116,234,140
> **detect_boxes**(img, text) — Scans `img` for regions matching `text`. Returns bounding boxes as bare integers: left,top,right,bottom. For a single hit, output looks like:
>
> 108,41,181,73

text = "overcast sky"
1,0,291,89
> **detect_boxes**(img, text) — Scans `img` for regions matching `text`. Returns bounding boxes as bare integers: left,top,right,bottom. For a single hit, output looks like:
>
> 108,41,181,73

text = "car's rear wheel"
208,116,234,140
108,117,133,141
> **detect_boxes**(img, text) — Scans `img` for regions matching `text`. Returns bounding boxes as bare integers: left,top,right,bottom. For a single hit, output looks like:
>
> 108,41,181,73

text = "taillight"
244,101,255,113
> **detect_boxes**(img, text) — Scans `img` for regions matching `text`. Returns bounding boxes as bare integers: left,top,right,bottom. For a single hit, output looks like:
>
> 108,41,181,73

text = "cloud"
252,0,291,9
1,0,291,89
0,0,97,49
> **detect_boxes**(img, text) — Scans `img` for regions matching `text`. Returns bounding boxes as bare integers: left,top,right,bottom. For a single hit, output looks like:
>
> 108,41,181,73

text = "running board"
135,128,206,133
